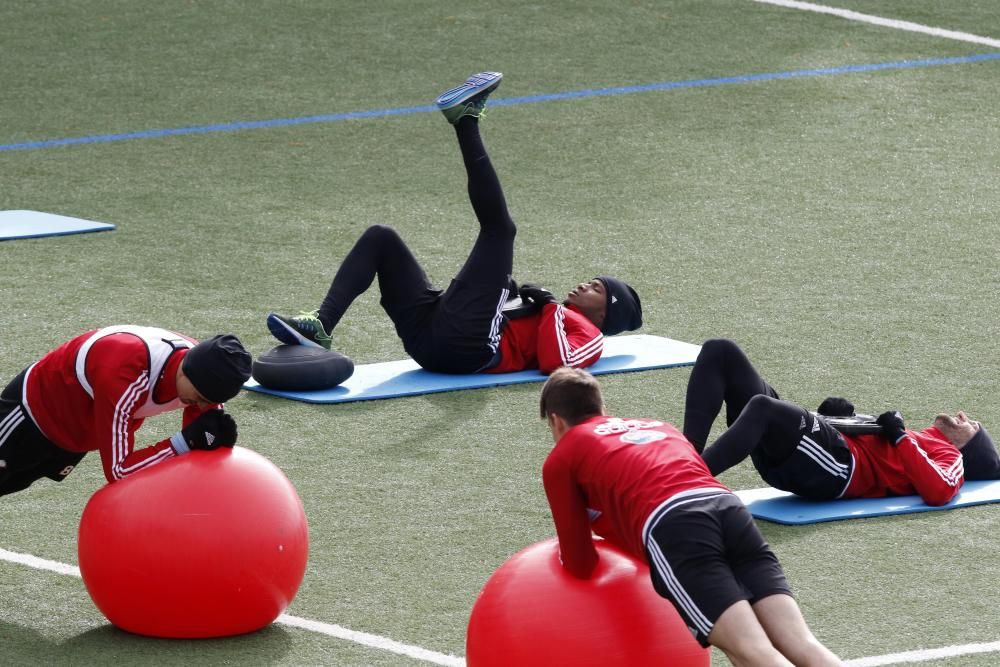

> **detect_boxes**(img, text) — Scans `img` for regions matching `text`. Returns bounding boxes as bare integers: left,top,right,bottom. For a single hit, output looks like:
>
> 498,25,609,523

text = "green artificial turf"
2,1,999,664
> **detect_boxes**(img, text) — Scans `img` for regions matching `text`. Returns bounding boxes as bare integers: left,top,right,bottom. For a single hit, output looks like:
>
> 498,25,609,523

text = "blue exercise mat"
243,334,701,404
0,210,115,241
734,480,1000,525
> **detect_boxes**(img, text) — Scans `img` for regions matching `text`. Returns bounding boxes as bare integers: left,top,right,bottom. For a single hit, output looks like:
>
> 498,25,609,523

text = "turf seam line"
2,52,999,153
0,546,463,666
2,545,1000,665
751,0,1000,49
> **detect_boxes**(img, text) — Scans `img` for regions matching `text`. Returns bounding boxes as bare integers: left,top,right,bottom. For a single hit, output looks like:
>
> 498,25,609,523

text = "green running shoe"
435,71,503,124
267,311,333,350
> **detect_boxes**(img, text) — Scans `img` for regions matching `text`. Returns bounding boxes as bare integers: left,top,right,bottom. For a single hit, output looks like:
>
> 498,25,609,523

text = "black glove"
817,397,855,417
180,410,238,450
875,410,906,445
518,283,558,307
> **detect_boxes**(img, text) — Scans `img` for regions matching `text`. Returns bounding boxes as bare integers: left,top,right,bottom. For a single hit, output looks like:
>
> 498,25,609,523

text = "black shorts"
751,411,853,500
643,489,791,648
0,368,86,496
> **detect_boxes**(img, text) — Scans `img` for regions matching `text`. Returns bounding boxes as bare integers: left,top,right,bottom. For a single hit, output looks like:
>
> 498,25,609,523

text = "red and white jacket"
488,303,603,374
843,426,964,506
22,325,215,482
543,415,729,578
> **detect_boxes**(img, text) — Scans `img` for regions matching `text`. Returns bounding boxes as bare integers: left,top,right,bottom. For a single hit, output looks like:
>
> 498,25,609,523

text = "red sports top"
22,326,216,482
542,415,729,578
843,426,963,506
488,303,603,374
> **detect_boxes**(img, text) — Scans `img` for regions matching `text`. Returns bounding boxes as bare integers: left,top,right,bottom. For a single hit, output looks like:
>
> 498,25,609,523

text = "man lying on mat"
266,72,641,375
0,326,251,496
683,339,998,505
540,368,843,665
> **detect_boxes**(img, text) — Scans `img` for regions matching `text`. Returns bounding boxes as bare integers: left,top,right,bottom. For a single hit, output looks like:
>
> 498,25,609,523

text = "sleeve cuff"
170,431,190,455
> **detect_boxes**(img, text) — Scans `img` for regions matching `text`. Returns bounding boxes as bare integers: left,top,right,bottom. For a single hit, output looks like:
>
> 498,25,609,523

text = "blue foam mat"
0,210,115,241
244,334,700,404
735,480,1000,525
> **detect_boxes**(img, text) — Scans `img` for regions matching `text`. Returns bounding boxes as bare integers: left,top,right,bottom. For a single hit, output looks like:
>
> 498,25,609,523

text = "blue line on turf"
3,52,999,153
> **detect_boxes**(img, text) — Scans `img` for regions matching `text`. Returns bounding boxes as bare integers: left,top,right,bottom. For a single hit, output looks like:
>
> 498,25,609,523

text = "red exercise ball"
466,538,709,667
78,447,308,638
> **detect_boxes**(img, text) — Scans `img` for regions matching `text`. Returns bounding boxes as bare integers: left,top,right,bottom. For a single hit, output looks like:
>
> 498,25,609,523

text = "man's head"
564,276,642,336
175,372,215,409
179,334,253,405
933,412,979,448
935,412,1000,480
539,367,606,442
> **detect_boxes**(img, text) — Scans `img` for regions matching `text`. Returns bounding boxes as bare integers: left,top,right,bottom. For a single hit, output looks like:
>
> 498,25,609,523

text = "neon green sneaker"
266,311,332,350
435,71,503,124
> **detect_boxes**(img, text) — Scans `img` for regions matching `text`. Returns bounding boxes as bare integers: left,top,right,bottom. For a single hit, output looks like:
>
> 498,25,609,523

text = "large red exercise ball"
466,538,709,666
78,447,308,638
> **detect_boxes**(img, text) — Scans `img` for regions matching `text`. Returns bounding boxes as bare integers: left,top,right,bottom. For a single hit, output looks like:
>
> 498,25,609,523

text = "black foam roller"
252,345,354,391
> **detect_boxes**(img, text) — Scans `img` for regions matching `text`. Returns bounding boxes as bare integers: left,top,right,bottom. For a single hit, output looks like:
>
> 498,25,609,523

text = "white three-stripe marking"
487,288,509,353
906,437,963,488
643,492,732,636
0,408,25,446
111,373,149,479
798,435,848,478
646,539,712,636
553,306,603,366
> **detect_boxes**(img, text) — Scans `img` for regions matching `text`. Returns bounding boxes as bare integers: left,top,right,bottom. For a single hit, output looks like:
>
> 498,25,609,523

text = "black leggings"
701,394,809,477
315,118,515,371
684,340,850,493
682,339,780,451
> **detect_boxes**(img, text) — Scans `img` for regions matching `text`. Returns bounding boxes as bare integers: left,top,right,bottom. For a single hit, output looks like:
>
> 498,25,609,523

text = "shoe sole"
435,72,503,110
267,312,323,348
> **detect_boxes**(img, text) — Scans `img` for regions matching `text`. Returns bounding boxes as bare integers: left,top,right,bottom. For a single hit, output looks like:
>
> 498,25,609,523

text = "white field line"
0,547,463,666
3,546,1000,666
0,547,81,577
845,641,1000,666
751,0,1000,49
277,614,464,667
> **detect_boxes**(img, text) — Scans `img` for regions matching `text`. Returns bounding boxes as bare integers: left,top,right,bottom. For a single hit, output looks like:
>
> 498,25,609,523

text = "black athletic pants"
315,117,515,373
0,368,86,496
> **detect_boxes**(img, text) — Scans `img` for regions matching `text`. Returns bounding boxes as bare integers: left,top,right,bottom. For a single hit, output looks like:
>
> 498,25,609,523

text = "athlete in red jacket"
0,326,252,496
683,339,999,503
540,367,842,665
265,72,641,374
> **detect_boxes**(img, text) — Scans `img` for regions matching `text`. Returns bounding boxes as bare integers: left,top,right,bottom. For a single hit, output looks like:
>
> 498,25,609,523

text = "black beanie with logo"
595,276,642,336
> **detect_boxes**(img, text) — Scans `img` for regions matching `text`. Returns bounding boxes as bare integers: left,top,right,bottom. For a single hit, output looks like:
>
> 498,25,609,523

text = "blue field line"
3,52,999,153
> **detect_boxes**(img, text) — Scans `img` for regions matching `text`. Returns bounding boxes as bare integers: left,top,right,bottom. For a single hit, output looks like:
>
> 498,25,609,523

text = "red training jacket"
487,303,603,374
23,326,216,482
542,415,729,579
843,426,963,506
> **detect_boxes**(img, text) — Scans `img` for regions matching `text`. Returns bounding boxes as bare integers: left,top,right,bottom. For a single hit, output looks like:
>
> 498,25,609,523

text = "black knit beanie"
961,425,1000,481
595,276,642,336
181,334,252,403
